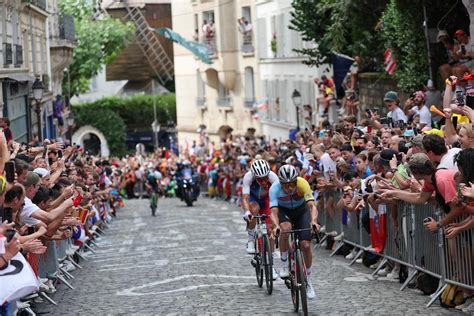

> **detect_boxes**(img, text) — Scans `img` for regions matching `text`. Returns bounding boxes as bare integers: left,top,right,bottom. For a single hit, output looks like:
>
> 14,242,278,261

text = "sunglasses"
282,181,297,190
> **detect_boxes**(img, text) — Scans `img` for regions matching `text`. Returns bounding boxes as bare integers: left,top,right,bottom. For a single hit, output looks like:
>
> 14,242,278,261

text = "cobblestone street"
38,198,461,315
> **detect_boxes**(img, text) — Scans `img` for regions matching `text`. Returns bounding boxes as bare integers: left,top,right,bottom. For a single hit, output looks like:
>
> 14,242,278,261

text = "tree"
60,0,135,96
290,0,388,67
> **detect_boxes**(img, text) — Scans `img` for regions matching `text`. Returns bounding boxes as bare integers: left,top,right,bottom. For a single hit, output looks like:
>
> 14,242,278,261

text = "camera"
456,90,464,106
392,120,406,130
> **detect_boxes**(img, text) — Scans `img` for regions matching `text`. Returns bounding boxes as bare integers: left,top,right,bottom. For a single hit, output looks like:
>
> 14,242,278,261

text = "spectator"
422,134,460,170
404,91,431,129
53,95,65,136
384,91,408,124
0,118,12,143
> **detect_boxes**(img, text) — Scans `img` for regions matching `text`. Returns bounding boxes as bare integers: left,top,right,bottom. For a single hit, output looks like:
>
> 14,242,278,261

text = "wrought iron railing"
241,32,254,54
59,14,75,41
3,43,13,66
14,45,22,67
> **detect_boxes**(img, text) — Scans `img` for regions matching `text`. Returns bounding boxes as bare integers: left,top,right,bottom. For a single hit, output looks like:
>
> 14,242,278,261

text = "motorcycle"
180,177,197,207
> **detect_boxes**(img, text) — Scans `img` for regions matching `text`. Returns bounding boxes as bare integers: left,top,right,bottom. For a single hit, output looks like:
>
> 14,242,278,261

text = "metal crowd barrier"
316,195,474,308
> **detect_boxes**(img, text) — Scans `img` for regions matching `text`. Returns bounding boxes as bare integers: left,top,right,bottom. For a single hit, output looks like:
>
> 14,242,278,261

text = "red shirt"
422,169,457,204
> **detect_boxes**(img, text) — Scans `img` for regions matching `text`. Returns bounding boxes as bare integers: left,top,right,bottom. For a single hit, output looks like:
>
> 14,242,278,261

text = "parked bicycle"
277,227,314,316
250,214,273,295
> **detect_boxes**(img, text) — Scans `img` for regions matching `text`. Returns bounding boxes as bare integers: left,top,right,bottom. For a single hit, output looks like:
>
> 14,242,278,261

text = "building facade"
0,0,74,143
172,0,260,148
256,0,327,141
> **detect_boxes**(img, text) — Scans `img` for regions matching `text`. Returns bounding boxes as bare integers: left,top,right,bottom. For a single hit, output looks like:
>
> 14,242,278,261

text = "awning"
4,73,35,83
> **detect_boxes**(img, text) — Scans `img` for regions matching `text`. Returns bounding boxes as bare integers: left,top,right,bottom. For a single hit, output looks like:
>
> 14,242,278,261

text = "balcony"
3,43,13,66
14,45,23,67
30,0,46,11
241,33,254,55
244,97,255,108
196,96,206,106
201,35,217,58
59,14,75,42
217,97,231,107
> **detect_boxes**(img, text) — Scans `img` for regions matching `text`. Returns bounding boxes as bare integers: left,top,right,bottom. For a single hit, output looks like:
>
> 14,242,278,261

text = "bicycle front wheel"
255,236,263,287
290,253,299,312
296,249,308,316
262,234,273,295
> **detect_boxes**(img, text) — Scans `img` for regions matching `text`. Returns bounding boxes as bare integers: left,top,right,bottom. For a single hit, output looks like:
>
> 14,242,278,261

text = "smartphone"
28,226,35,235
367,126,372,133
456,90,464,106
466,95,474,109
5,229,15,242
0,207,13,223
452,116,458,130
58,150,63,158
48,157,54,166
4,161,15,183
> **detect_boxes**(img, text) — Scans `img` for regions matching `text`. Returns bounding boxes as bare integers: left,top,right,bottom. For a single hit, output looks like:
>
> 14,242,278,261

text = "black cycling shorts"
278,203,312,241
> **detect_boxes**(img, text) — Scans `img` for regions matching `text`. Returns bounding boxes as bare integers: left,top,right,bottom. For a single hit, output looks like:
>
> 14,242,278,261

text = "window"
196,70,206,106
217,82,230,106
244,67,254,107
202,11,216,55
257,18,267,59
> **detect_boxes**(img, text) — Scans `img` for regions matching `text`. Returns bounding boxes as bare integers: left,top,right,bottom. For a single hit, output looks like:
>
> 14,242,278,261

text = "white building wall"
256,0,330,140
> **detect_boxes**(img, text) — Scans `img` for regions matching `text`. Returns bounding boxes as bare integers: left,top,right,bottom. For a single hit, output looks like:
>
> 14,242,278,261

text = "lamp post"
32,78,44,141
292,89,302,131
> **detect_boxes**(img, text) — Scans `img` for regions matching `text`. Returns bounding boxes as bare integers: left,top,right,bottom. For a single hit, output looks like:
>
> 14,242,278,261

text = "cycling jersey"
242,171,279,200
269,177,314,209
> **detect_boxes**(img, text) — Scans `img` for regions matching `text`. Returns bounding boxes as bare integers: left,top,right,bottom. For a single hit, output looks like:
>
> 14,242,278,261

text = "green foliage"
74,107,127,156
380,0,429,91
60,0,135,96
290,0,388,66
74,93,176,128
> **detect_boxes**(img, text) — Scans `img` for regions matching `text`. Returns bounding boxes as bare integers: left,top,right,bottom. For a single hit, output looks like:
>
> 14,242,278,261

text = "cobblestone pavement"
37,197,463,315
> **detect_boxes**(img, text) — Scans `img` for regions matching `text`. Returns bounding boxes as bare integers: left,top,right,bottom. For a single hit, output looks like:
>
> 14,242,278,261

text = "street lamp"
32,78,44,141
292,89,302,131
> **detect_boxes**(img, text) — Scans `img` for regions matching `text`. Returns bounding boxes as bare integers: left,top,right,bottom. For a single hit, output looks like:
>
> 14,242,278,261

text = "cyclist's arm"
270,206,279,228
269,183,280,227
307,200,318,224
242,194,253,214
241,172,253,213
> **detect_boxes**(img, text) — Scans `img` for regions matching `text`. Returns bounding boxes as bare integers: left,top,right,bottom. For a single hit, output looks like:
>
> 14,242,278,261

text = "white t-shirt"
388,106,408,123
413,105,431,126
20,197,42,226
242,171,278,195
438,148,461,170
320,152,337,173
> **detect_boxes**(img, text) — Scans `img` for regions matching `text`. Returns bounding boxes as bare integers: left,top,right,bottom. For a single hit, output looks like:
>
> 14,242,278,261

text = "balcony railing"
3,43,13,66
244,97,255,107
241,32,254,54
201,35,217,58
31,0,46,11
217,97,231,107
14,45,23,67
196,97,206,106
59,14,75,42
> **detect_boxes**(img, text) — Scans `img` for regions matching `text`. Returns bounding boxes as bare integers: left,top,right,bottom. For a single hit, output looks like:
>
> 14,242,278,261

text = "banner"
0,252,39,304
369,204,387,253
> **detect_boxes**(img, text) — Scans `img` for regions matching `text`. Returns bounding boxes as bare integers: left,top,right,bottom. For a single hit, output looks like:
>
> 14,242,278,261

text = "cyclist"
269,164,320,299
146,165,162,214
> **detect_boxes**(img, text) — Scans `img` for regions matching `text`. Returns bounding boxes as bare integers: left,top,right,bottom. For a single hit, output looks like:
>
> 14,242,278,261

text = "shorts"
278,203,312,241
249,195,271,224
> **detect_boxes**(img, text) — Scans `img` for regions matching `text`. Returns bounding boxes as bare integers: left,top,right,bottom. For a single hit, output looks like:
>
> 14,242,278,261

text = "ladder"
123,3,174,86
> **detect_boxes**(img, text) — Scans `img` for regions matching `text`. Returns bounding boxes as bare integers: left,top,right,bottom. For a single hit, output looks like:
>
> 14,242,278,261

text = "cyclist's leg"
277,207,292,277
294,205,313,273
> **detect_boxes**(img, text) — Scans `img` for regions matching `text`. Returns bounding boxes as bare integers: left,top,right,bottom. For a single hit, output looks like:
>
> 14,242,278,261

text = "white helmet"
250,159,270,178
278,164,298,183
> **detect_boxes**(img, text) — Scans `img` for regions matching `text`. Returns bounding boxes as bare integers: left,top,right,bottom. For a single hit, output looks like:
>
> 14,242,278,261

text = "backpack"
439,284,464,308
415,272,439,295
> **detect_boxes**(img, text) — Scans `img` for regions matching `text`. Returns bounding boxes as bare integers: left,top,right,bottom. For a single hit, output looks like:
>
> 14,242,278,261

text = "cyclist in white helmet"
269,164,320,299
242,159,279,280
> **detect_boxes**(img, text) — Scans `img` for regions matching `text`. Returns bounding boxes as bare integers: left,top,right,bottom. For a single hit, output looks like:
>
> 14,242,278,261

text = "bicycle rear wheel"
290,253,299,312
262,234,273,295
255,236,263,287
296,249,308,316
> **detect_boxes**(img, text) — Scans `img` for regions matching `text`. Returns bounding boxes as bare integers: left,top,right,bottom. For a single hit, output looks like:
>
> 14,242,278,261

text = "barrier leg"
371,258,388,276
76,251,89,261
68,256,83,269
349,249,364,266
39,292,57,305
330,241,344,257
426,283,447,307
59,267,75,280
57,273,75,290
314,235,328,249
400,270,417,291
84,243,96,254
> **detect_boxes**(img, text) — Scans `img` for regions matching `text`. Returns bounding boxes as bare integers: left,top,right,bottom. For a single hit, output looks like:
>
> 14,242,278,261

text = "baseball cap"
406,134,424,148
437,30,448,41
384,91,398,101
23,171,40,187
304,153,316,162
454,29,465,37
403,129,415,137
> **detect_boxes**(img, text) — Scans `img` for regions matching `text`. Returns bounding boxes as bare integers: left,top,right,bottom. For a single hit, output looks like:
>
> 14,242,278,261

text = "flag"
77,208,90,226
258,102,268,110
384,48,396,75
369,204,387,253
0,251,39,304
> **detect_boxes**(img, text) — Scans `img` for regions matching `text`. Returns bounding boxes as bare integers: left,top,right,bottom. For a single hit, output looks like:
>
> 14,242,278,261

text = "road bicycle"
277,227,313,316
250,214,273,295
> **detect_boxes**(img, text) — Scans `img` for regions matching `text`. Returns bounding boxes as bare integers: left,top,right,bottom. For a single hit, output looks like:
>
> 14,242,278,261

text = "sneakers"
306,280,316,299
387,268,400,279
377,268,389,277
272,267,279,280
246,241,255,254
345,249,357,260
279,262,290,278
355,258,363,264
